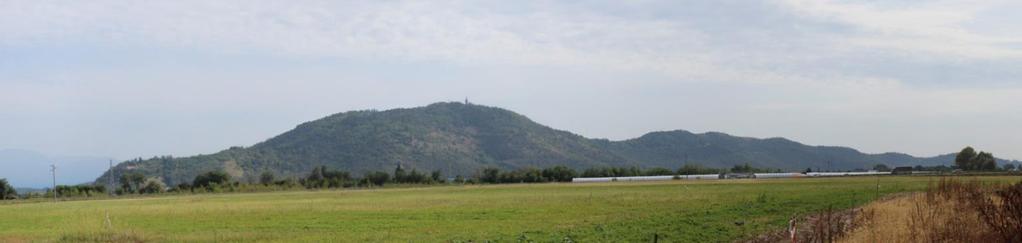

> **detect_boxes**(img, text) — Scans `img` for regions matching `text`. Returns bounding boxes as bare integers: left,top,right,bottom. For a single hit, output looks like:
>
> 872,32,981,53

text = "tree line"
5,146,1013,199
955,147,1000,171
0,163,785,199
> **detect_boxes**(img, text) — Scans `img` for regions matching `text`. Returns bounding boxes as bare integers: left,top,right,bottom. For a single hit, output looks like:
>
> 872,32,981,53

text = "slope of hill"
93,102,1019,186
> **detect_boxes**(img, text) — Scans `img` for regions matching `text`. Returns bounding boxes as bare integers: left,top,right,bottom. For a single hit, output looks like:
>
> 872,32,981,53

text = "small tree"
873,164,891,172
975,152,997,171
955,147,979,170
393,165,407,183
0,178,16,200
140,178,166,194
430,170,443,183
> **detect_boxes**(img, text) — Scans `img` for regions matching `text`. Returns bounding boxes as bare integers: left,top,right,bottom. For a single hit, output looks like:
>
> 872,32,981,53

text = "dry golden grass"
839,194,920,242
841,178,1022,242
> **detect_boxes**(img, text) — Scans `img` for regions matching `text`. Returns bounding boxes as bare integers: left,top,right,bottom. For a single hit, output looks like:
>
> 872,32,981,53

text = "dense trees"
873,164,891,172
541,166,577,182
193,171,232,189
678,164,721,175
259,171,275,185
955,147,999,171
119,172,146,194
643,167,674,176
581,167,642,177
302,166,353,188
730,163,754,173
363,171,390,186
0,178,16,200
54,185,106,197
727,163,780,173
473,164,784,184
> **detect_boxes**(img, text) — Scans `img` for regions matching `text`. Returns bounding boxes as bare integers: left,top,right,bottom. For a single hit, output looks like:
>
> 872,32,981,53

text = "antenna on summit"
464,97,470,105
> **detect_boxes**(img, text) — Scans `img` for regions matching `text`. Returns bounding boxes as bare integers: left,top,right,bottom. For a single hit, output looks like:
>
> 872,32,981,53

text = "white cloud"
1,0,1021,159
778,0,1022,59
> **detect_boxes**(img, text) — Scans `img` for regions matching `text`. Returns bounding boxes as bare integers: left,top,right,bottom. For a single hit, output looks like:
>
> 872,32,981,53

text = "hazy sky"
2,0,1020,165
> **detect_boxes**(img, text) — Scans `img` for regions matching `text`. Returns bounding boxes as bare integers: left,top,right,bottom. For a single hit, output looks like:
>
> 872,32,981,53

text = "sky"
2,0,1021,184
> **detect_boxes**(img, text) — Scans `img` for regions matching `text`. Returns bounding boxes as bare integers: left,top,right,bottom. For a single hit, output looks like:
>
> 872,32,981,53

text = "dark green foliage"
955,147,1000,171
541,166,577,182
643,167,673,176
873,164,891,172
398,169,429,184
956,147,978,170
480,168,500,184
731,163,753,173
729,163,778,173
0,178,16,200
393,166,406,183
1005,163,1017,171
193,171,231,189
431,170,443,182
259,171,276,185
174,183,192,192
581,167,643,177
302,166,352,188
119,172,145,194
476,166,686,184
364,171,390,186
678,164,720,175
54,184,106,197
497,167,545,183
976,152,997,171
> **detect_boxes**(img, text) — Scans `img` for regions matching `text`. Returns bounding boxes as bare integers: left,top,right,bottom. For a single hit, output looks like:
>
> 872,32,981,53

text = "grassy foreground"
1,176,1019,242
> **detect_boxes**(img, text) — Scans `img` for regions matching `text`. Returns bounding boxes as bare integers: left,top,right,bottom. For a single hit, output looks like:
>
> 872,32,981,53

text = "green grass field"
2,176,1019,242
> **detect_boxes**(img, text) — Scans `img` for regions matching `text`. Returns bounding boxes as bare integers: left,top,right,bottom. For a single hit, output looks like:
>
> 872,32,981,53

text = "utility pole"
50,164,57,203
108,160,115,196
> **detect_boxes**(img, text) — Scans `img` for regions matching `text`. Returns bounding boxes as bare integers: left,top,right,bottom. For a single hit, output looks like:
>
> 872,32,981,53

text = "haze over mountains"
0,149,112,188
88,102,1019,186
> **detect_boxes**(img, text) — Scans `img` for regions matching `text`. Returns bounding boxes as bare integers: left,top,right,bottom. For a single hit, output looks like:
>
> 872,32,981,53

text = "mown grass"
1,176,1019,242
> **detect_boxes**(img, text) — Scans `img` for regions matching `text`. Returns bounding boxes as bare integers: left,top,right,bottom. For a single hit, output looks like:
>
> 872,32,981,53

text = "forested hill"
94,102,1011,186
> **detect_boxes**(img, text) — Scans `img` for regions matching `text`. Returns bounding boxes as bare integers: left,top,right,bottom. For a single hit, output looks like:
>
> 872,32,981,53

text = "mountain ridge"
94,102,1020,186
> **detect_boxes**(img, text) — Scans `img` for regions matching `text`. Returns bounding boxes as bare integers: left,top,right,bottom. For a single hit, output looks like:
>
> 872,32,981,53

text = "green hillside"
94,102,1002,186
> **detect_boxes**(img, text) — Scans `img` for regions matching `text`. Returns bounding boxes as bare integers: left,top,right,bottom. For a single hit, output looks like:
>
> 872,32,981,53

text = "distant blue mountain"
0,149,112,188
